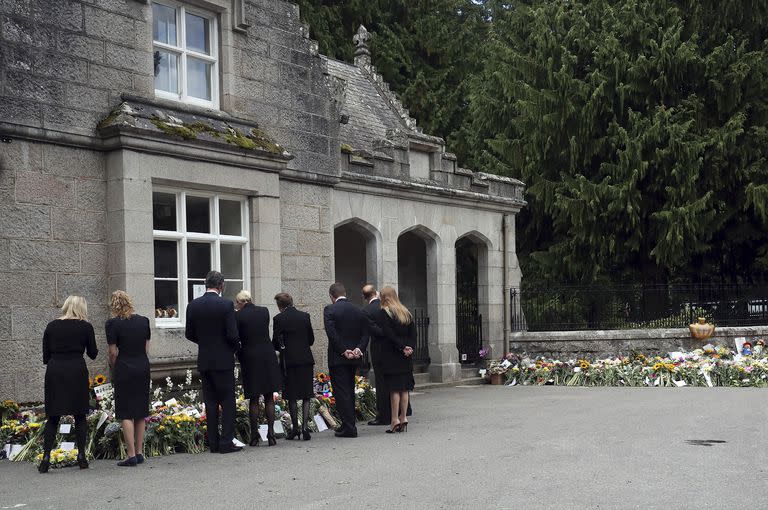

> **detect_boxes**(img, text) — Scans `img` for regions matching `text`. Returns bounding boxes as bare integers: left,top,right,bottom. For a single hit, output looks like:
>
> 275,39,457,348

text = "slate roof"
323,57,406,151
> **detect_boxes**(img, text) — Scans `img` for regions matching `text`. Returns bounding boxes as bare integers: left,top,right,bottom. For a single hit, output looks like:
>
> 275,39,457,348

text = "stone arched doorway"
455,233,490,364
333,219,381,306
397,226,439,369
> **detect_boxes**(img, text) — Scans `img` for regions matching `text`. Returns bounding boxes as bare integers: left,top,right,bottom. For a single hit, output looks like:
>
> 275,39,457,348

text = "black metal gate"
456,300,483,364
413,308,430,366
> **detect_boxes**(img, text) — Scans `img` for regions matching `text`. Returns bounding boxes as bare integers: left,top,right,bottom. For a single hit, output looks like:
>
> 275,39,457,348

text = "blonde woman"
40,295,98,473
106,290,151,467
372,286,415,434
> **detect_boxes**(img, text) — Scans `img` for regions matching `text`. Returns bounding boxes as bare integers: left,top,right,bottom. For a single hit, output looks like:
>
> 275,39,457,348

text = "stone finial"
353,25,371,68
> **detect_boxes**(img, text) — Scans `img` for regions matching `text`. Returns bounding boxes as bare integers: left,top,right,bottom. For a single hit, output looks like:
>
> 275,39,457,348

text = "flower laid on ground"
34,448,79,469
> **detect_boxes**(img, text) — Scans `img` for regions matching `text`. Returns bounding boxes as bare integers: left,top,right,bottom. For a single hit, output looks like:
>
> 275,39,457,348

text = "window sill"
155,321,185,330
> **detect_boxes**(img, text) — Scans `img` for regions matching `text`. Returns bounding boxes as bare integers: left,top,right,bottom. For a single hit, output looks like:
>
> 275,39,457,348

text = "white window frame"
153,188,250,328
152,0,220,109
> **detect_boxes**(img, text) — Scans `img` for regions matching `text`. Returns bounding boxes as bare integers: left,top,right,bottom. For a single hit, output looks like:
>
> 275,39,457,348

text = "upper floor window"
152,1,219,109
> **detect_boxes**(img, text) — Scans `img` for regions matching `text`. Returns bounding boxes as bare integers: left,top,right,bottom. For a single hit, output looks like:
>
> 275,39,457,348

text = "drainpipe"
502,214,510,355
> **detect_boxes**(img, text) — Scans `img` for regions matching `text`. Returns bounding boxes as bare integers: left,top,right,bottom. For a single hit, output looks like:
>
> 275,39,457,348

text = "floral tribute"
1,371,377,467
485,340,768,387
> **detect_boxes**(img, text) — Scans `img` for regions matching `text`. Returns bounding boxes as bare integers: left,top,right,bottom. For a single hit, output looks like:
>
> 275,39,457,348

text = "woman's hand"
403,346,414,357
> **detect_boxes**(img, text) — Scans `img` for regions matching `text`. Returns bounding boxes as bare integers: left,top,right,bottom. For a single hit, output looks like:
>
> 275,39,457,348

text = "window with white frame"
152,190,249,324
152,1,219,108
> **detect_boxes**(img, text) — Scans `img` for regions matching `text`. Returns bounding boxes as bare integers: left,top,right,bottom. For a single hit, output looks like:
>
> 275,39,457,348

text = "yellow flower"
653,363,663,371
94,374,107,386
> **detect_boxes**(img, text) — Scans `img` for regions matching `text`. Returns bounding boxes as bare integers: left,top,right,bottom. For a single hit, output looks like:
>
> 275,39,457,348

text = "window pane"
222,281,243,302
154,240,178,278
219,200,242,236
187,242,211,278
154,280,179,318
153,192,177,231
187,58,212,100
185,12,210,54
154,50,178,94
220,244,243,279
153,3,177,45
186,195,210,233
188,280,207,302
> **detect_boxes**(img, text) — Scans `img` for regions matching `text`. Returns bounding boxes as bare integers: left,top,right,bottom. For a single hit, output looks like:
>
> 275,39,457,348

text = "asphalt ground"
1,386,767,509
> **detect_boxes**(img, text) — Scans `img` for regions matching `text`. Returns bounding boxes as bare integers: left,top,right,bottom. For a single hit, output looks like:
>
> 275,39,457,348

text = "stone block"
282,255,298,279
107,241,153,275
298,230,331,255
57,274,109,304
76,178,107,211
4,71,66,103
105,42,151,73
66,83,110,112
89,63,133,91
232,78,263,101
311,114,330,135
84,5,136,46
0,139,43,174
0,239,8,269
32,1,84,31
280,228,297,253
107,209,153,243
6,46,89,84
10,240,80,272
0,0,31,17
1,17,57,50
15,171,74,206
52,208,107,242
43,145,104,179
0,273,56,307
0,95,43,128
280,109,311,131
295,255,330,280
255,223,281,252
281,204,319,230
252,250,281,278
291,131,329,156
57,33,107,63
11,305,59,340
0,204,51,239
81,243,107,274
42,106,103,136
92,0,148,20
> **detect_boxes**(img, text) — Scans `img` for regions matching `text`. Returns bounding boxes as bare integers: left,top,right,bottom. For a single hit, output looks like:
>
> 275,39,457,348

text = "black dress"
236,303,282,398
43,319,99,416
273,306,315,400
374,309,415,391
106,315,151,420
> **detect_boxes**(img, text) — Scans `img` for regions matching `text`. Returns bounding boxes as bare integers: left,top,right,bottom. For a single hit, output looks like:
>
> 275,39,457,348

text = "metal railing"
457,300,483,363
510,283,768,332
413,308,430,366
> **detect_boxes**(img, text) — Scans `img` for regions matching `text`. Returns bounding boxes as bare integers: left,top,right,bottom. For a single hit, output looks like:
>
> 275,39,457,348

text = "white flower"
573,367,581,373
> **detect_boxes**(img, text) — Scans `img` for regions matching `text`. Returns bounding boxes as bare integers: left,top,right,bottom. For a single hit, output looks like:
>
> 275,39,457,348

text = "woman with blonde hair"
235,290,282,446
105,290,151,466
39,295,98,473
372,286,415,433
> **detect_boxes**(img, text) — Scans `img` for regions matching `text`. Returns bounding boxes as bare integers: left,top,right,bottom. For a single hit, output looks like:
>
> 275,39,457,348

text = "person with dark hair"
39,295,98,473
235,290,281,447
273,292,315,440
106,290,151,467
185,270,242,454
323,282,369,438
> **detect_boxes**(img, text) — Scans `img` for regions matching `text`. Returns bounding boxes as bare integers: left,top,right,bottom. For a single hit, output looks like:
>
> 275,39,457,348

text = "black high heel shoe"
385,423,401,434
267,433,277,446
285,429,301,440
38,457,50,474
302,429,311,441
399,422,408,433
77,454,89,470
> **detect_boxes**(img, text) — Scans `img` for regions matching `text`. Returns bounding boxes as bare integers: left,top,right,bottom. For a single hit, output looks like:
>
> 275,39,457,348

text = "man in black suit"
185,271,242,454
323,282,369,438
362,284,390,426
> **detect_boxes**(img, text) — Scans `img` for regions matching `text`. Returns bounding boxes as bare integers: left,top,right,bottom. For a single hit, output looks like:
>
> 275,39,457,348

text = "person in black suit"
185,271,242,454
235,290,281,447
372,286,416,433
106,290,151,467
39,295,98,473
323,282,369,438
273,292,315,441
361,285,389,426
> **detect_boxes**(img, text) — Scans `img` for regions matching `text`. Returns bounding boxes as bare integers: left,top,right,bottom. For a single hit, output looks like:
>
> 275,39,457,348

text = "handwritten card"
164,398,177,407
193,284,206,300
500,359,512,369
152,401,164,409
59,442,75,451
313,414,328,432
258,425,269,441
6,444,23,460
273,421,284,434
59,424,72,434
93,383,113,398
96,411,109,430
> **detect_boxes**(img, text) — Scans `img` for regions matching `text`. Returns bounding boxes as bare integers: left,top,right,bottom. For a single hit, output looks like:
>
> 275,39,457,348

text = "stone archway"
455,232,491,364
333,218,381,306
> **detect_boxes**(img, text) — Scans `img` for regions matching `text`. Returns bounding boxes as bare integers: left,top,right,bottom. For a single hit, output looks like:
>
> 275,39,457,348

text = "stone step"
461,366,481,379
413,372,431,386
414,376,485,391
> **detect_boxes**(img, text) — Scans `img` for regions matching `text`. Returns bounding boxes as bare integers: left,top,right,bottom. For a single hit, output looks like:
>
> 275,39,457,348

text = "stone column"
249,195,282,313
429,238,462,382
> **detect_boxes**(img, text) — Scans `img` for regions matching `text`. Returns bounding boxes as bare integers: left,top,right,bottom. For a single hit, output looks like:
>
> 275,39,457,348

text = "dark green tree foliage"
470,0,768,283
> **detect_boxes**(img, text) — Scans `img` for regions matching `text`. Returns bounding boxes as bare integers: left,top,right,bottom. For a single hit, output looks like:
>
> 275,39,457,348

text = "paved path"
1,386,767,509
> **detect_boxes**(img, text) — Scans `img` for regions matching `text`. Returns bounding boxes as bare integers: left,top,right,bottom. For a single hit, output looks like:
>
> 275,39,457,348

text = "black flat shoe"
334,430,358,438
302,429,311,441
285,429,301,440
38,458,50,474
117,456,137,467
77,455,89,470
219,445,243,454
267,433,277,447
136,454,145,464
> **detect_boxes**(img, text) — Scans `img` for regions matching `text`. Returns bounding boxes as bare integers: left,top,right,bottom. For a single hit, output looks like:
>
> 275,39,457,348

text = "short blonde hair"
110,290,135,319
235,290,252,303
59,295,88,321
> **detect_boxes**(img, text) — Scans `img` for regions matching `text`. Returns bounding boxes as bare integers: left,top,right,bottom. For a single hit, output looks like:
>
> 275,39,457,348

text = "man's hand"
343,350,355,359
353,348,363,359
403,346,414,357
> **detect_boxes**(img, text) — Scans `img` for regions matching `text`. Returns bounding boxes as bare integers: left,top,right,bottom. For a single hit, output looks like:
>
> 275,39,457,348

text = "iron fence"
510,284,768,332
457,300,483,363
413,308,431,366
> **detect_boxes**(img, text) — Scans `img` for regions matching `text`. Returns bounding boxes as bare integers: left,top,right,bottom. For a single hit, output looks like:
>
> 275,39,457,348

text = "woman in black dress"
235,290,281,446
272,292,315,440
40,295,98,473
373,286,415,434
106,290,151,467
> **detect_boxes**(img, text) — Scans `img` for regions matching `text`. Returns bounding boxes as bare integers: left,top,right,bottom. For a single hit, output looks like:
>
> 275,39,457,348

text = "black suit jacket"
363,299,385,366
374,308,416,375
235,303,271,352
273,306,315,367
323,298,369,367
185,292,239,371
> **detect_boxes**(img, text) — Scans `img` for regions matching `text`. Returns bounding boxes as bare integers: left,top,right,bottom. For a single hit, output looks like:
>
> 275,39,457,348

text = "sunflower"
652,363,663,371
94,374,107,386
578,360,590,370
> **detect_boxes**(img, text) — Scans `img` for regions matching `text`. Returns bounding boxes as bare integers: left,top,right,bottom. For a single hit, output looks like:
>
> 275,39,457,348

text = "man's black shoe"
367,419,386,426
209,447,219,453
334,430,358,438
219,445,243,454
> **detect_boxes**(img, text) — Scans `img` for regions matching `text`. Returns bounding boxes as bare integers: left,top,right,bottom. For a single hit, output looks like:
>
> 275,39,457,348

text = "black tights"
288,399,311,431
249,395,275,436
43,415,87,459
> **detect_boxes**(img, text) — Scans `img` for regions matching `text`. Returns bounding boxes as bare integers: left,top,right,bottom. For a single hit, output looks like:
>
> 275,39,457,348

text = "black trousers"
372,363,391,423
201,369,236,449
329,364,357,433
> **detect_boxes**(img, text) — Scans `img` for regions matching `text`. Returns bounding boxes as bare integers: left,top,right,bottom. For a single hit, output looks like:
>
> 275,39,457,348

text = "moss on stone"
248,128,283,153
148,116,283,154
97,109,121,130
340,143,354,154
150,117,200,140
